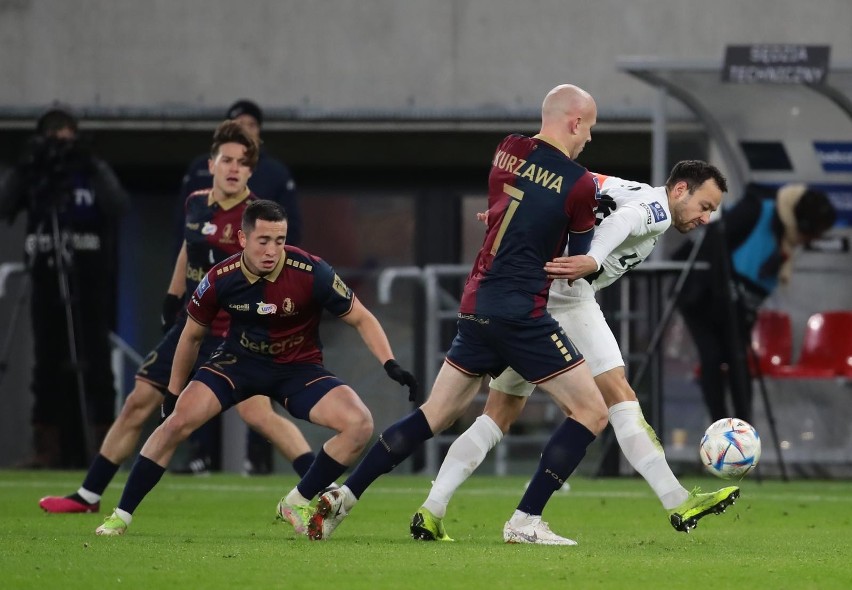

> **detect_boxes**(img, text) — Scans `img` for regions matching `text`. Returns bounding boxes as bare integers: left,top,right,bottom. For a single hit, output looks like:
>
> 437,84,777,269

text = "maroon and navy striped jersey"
459,134,597,319
183,189,256,337
187,246,354,365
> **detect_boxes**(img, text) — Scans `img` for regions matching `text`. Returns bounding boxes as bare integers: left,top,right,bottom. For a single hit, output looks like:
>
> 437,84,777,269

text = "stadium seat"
749,310,793,377
692,310,793,380
773,311,852,379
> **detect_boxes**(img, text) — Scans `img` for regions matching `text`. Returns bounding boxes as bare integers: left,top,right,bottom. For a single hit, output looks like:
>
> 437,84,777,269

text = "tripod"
594,211,789,481
0,208,96,464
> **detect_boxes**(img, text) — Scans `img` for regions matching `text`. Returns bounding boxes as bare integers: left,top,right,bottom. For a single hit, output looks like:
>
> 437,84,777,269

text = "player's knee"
342,408,374,449
576,403,608,435
119,388,159,426
159,412,195,442
236,404,266,426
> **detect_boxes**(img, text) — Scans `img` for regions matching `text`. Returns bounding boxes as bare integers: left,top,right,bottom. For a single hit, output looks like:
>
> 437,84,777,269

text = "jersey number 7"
491,184,525,256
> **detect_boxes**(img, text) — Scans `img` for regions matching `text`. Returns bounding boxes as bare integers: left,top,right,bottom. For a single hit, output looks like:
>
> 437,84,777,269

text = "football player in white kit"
410,160,736,545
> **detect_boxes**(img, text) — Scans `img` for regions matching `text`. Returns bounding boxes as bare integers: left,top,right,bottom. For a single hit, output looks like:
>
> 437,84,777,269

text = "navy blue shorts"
445,313,584,384
193,348,344,420
135,317,223,394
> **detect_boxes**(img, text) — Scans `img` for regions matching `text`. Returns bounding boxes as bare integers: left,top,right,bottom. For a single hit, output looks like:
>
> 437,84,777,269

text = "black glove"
384,359,418,402
160,391,179,423
161,293,184,333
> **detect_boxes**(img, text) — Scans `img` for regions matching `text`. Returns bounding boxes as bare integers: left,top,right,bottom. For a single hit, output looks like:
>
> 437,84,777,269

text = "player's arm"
340,296,418,400
167,315,208,397
161,241,188,332
340,296,396,364
166,241,188,298
546,200,645,280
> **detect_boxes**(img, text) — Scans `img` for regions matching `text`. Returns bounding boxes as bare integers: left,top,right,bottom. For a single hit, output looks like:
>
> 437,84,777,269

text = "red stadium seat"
773,311,852,379
749,310,793,376
749,310,793,377
692,310,792,379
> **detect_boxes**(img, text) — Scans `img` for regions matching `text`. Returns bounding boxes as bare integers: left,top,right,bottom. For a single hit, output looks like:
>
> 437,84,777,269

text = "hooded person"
674,182,836,423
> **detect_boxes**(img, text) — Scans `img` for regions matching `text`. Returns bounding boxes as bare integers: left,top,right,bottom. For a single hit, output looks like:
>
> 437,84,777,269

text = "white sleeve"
586,204,647,268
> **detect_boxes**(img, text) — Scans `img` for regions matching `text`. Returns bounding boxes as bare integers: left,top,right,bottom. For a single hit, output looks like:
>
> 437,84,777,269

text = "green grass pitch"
1,470,850,589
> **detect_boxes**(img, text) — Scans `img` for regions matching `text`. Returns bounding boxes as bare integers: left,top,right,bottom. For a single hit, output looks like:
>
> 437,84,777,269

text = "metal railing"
0,262,144,412
378,263,559,474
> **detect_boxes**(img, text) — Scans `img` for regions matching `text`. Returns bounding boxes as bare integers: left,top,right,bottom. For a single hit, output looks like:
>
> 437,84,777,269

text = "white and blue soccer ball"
699,418,761,480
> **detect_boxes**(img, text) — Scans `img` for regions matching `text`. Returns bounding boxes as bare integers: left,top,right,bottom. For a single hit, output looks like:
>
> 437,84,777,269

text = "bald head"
539,84,597,158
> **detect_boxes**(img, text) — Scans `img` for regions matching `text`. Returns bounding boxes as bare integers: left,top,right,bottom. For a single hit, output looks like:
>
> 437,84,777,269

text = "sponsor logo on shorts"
256,302,277,315
457,313,490,324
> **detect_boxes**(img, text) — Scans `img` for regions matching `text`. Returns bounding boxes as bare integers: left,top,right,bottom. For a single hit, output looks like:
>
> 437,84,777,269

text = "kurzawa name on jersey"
492,149,564,192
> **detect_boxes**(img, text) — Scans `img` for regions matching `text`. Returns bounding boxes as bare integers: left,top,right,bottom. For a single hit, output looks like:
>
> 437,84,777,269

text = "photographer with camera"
0,107,129,469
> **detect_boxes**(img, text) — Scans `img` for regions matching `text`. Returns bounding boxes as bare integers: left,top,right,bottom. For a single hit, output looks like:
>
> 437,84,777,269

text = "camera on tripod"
20,134,92,215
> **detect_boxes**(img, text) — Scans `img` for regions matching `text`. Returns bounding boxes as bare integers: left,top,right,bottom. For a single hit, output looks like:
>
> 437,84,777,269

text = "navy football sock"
80,454,120,497
296,449,347,499
291,451,316,478
117,455,167,515
517,418,595,516
344,409,434,499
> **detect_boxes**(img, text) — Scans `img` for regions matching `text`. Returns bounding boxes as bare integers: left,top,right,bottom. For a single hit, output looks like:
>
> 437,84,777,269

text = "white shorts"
489,279,624,397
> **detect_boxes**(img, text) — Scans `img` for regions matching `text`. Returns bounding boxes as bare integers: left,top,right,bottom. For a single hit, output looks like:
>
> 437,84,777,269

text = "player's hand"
476,210,489,225
160,391,179,423
384,360,418,402
544,255,598,282
161,293,184,333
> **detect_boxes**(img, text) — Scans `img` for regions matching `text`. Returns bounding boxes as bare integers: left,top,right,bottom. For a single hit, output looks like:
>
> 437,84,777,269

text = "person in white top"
410,160,733,545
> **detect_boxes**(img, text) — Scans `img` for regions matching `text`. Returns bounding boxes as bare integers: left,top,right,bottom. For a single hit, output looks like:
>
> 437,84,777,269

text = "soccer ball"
699,418,761,479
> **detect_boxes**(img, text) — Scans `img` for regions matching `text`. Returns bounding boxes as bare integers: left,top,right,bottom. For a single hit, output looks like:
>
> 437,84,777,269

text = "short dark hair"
242,199,288,234
225,99,263,127
795,189,836,237
36,108,78,136
210,120,260,170
665,160,728,194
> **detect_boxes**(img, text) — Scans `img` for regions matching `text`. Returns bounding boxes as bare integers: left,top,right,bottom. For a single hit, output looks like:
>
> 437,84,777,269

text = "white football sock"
115,508,132,526
422,415,503,518
285,487,310,506
608,401,688,509
77,487,101,504
339,485,358,511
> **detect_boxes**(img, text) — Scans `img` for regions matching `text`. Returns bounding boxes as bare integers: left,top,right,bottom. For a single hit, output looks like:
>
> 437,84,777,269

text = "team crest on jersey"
201,222,217,235
256,302,277,315
332,274,352,299
196,275,211,298
281,298,296,316
219,223,236,244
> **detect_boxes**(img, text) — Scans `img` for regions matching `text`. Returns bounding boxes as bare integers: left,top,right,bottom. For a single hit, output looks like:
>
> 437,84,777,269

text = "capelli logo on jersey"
201,222,217,236
229,303,250,312
256,302,278,315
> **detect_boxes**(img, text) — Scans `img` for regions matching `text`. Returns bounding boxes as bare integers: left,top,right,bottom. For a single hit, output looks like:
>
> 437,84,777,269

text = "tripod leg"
50,210,96,460
747,346,789,481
